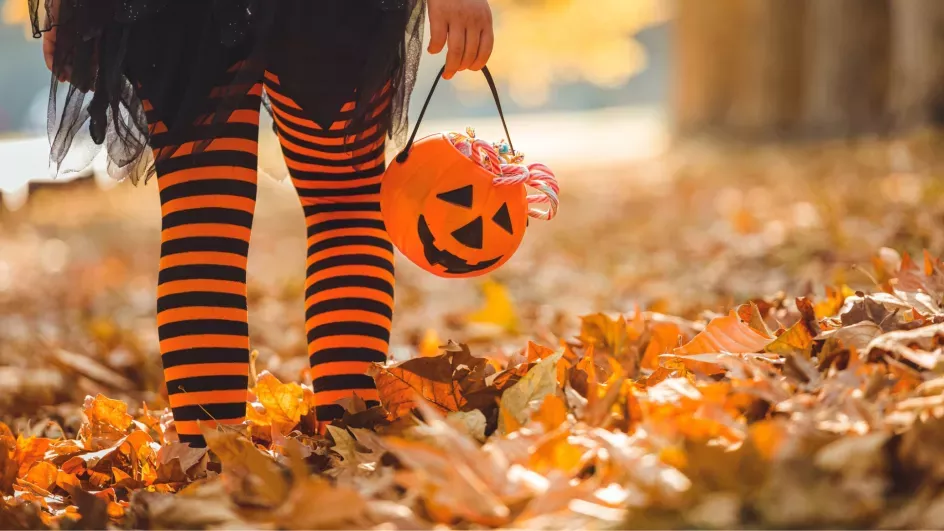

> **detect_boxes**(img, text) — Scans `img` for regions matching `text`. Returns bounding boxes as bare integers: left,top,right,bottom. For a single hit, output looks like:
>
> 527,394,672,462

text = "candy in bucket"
447,127,559,221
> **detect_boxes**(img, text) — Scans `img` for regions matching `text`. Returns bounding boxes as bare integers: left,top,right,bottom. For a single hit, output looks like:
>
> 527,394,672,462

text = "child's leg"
150,83,263,447
264,72,394,422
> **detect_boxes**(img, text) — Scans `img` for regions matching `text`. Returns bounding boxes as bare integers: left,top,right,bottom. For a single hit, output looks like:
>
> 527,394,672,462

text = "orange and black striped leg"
264,72,394,422
149,84,262,447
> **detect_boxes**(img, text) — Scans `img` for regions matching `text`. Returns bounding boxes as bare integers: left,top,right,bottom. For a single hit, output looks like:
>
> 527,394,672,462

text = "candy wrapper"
447,127,559,221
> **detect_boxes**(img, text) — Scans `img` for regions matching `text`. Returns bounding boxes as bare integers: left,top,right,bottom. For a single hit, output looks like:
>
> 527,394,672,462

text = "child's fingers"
469,28,493,71
443,25,465,80
428,15,447,54
459,29,480,72
470,28,493,71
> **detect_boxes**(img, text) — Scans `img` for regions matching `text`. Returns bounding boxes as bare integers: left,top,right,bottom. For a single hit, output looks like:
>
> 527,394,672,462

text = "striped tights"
151,73,393,448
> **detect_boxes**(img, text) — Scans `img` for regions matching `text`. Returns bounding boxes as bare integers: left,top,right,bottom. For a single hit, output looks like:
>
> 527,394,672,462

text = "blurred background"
2,0,944,421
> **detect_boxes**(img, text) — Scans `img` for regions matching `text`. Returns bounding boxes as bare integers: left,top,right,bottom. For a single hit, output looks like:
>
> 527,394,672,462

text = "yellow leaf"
580,313,631,358
466,279,519,334
529,429,586,476
252,371,309,428
764,318,815,359
674,310,772,355
498,351,564,434
419,328,442,357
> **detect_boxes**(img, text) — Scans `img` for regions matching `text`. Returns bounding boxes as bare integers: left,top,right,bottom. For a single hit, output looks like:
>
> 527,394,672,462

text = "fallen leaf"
499,351,565,433
201,427,290,508
22,462,57,491
466,279,519,335
675,309,772,355
641,321,682,369
765,316,815,359
818,321,882,351
253,371,309,431
867,324,944,370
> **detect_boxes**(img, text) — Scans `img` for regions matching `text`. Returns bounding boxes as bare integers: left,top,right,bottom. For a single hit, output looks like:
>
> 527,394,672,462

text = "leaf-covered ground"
1,130,944,529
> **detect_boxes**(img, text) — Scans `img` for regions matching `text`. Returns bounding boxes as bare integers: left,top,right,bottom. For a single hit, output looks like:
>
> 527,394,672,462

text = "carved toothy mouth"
417,215,503,275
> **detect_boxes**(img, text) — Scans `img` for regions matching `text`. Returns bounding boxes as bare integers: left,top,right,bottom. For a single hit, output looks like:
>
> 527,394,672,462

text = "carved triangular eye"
492,203,513,234
436,185,473,208
451,217,483,249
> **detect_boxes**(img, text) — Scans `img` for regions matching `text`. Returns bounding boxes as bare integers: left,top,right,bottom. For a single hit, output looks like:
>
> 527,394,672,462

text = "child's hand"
427,0,494,80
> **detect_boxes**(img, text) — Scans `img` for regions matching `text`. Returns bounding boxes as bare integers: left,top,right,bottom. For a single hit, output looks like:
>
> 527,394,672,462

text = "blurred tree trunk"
673,0,944,140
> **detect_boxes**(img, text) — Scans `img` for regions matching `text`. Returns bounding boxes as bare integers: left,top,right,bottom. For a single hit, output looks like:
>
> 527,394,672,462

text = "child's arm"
427,0,494,80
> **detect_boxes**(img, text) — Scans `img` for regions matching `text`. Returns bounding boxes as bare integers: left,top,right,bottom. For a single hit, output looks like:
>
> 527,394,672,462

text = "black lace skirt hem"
29,0,425,184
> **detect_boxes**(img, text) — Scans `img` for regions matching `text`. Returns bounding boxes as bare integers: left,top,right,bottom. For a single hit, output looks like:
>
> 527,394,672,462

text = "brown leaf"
866,323,944,370
818,321,882,351
155,443,208,484
840,293,912,332
370,348,490,419
273,475,369,529
201,427,290,508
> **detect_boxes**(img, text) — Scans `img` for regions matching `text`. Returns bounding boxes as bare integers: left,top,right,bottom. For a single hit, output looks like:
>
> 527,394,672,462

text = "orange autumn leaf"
23,462,57,491
79,394,134,449
526,341,558,363
15,436,51,477
56,470,81,492
674,309,772,355
534,394,569,431
749,419,788,461
641,321,683,369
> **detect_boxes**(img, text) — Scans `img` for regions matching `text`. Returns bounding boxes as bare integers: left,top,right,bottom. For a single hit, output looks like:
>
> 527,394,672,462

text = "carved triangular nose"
451,217,483,249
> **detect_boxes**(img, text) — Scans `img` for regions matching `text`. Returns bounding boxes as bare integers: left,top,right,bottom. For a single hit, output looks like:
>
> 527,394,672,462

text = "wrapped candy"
446,127,559,221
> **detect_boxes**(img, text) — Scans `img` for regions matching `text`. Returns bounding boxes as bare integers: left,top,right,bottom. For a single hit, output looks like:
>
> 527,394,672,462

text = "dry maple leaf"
675,308,772,355
498,351,564,434
252,370,310,431
78,395,134,450
370,345,492,420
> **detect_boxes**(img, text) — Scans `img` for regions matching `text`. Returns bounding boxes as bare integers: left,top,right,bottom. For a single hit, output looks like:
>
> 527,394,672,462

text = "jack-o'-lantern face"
381,134,528,278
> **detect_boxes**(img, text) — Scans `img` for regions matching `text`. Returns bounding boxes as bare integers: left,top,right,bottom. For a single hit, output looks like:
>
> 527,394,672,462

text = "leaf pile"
2,247,944,529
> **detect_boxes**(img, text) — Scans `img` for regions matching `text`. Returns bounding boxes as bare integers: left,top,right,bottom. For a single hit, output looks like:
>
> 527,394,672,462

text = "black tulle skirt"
29,0,426,183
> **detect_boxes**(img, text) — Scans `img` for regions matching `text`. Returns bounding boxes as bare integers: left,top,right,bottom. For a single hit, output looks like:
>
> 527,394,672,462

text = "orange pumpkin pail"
381,66,559,279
